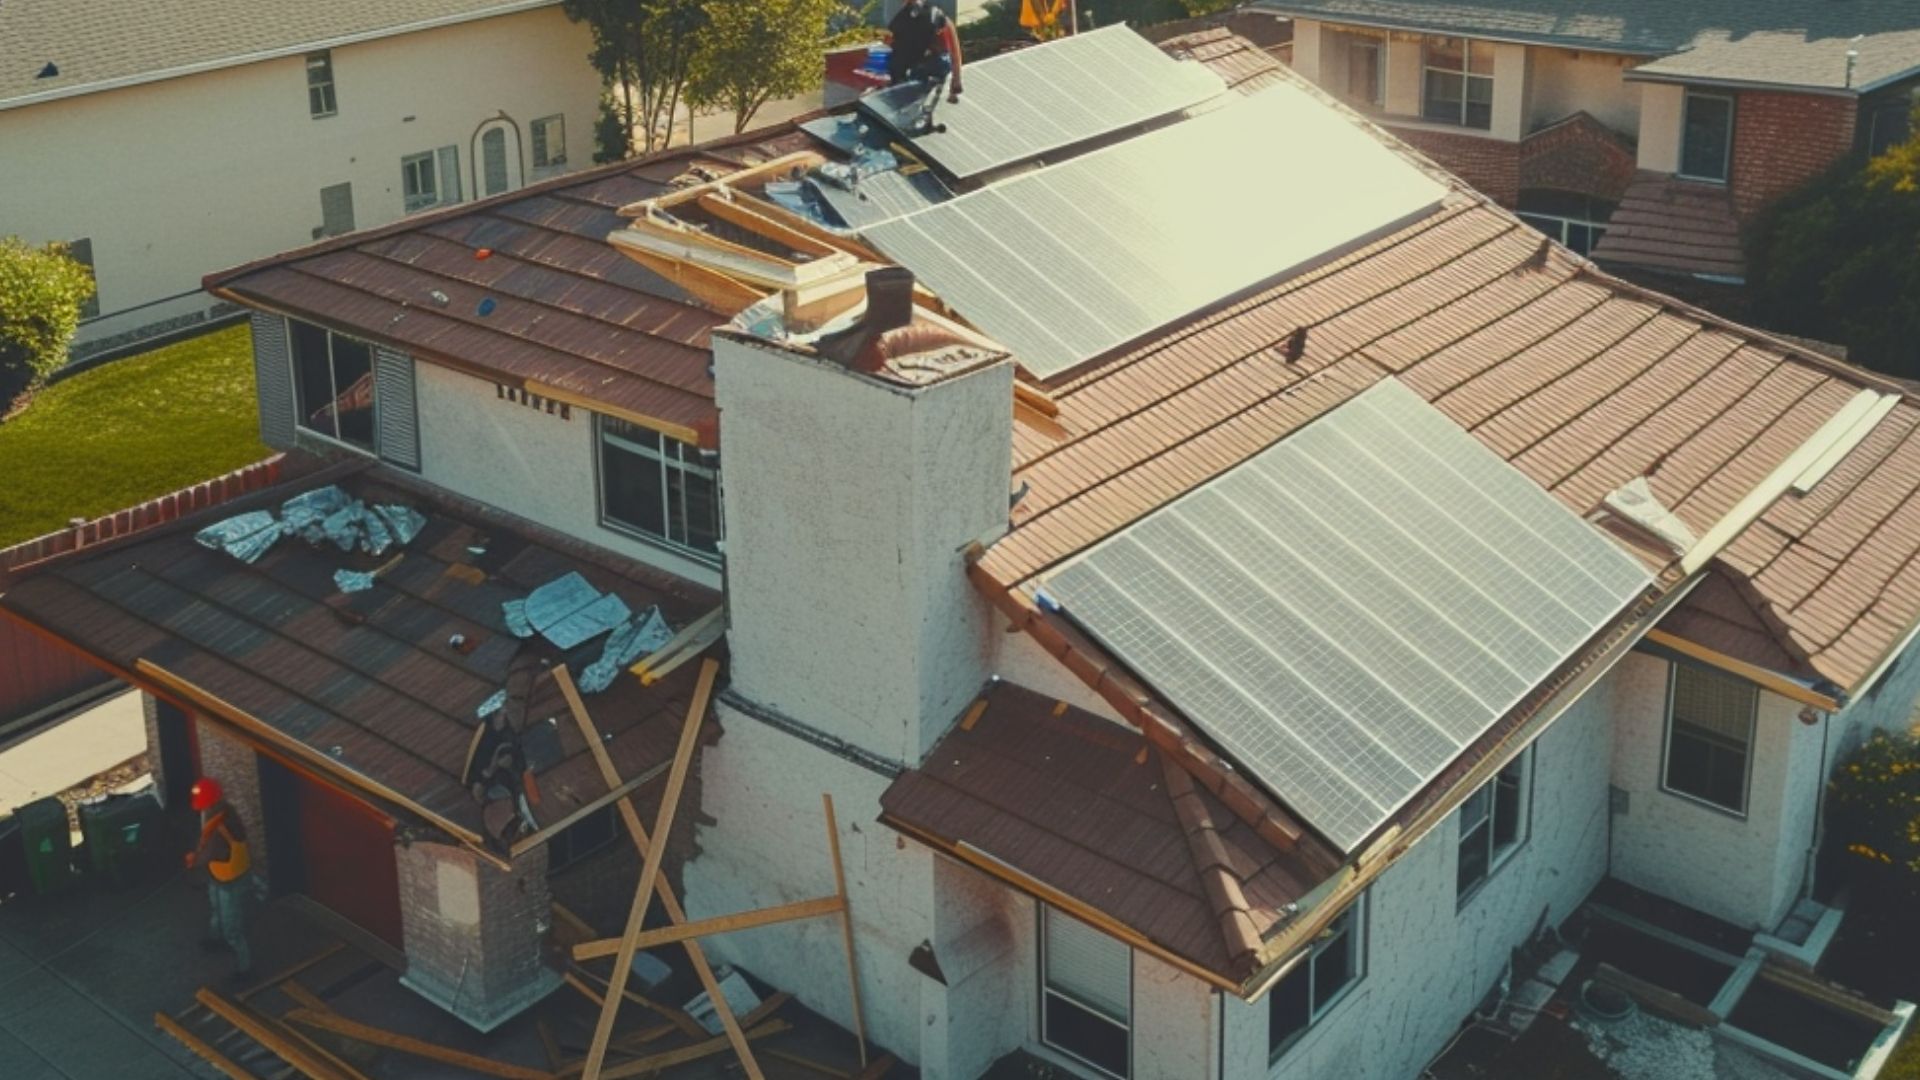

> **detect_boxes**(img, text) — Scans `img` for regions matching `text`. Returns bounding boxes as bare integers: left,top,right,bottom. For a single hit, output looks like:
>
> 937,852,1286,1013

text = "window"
1041,906,1130,1079
547,805,619,873
307,51,337,118
1345,41,1383,108
1516,191,1615,257
597,417,723,561
289,319,376,451
1679,91,1734,182
481,127,511,197
1663,663,1756,815
1456,747,1531,900
1423,38,1493,129
532,114,567,169
65,238,98,320
318,183,355,238
403,147,461,213
1268,895,1366,1062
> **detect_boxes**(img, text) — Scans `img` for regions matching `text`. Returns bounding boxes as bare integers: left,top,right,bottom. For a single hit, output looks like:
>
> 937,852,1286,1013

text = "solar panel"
1042,379,1651,851
857,26,1224,180
864,81,1448,379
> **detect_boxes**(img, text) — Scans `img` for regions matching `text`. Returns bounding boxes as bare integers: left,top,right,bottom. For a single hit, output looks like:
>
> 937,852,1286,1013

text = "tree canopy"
563,0,709,156
0,237,95,409
689,0,843,134
1748,106,1920,380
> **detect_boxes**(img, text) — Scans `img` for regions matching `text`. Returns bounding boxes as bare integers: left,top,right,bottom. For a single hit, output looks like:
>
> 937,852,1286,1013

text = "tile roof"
1589,172,1747,282
978,31,1920,707
1251,0,1920,91
0,465,718,846
207,127,821,445
879,681,1341,985
2,0,559,107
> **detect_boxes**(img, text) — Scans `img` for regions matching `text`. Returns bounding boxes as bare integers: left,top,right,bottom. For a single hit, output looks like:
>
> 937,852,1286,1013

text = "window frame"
1678,90,1735,184
1660,662,1757,818
1038,905,1132,1080
1267,893,1368,1066
1346,40,1383,109
532,114,568,169
1421,37,1494,130
1455,746,1533,905
593,414,724,566
401,151,439,213
306,51,338,119
286,317,379,456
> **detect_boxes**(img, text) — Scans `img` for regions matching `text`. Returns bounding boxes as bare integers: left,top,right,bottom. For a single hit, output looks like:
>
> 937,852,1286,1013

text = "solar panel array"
1043,379,1651,851
858,26,1224,180
864,82,1448,379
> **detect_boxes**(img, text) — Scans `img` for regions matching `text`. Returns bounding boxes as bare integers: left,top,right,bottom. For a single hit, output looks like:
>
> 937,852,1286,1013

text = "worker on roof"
185,777,256,981
886,0,964,102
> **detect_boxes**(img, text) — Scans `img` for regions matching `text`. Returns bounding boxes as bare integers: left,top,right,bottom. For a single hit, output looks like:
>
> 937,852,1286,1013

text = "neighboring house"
0,0,598,356
1259,0,1920,315
10,27,1920,1080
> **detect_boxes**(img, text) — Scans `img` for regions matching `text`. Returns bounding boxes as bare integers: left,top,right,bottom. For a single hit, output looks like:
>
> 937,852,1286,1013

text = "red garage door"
285,765,403,949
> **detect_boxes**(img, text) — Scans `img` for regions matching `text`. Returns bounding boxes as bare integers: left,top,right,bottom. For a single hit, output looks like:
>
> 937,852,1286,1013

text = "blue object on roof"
194,511,284,563
333,568,377,593
543,592,633,651
578,606,673,693
502,571,635,650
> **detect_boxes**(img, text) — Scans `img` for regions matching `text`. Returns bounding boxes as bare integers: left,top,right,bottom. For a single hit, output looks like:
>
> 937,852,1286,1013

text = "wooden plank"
568,965,706,1040
853,1055,898,1080
1593,963,1720,1029
629,608,725,682
738,990,792,1028
824,793,869,1068
764,1049,853,1079
550,901,597,946
698,193,839,258
721,191,885,262
555,663,764,1080
154,1011,254,1080
521,378,710,445
598,246,765,317
279,981,331,1014
266,1014,375,1080
1756,964,1898,1027
596,1020,790,1080
582,659,718,1080
1643,629,1842,710
618,152,825,214
283,1008,549,1080
238,941,345,1002
195,989,356,1080
570,895,844,960
508,762,667,858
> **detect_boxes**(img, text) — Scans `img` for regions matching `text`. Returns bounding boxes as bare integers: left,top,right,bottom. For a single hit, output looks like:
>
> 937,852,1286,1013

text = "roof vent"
36,62,58,79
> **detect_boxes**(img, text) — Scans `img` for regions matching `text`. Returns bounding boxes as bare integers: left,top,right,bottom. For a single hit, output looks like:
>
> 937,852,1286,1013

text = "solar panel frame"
1043,379,1652,851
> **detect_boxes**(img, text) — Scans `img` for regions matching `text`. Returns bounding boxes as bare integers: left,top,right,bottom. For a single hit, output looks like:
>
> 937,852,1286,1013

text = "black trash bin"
80,791,162,889
17,797,76,895
0,814,24,898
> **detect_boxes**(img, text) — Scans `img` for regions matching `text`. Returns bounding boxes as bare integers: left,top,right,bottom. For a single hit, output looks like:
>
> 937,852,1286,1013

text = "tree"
0,237,95,410
1824,728,1920,905
689,0,843,134
1748,105,1920,380
563,0,710,156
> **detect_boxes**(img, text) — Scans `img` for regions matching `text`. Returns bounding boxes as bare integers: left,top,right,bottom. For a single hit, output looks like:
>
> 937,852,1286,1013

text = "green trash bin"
80,792,161,890
17,797,76,895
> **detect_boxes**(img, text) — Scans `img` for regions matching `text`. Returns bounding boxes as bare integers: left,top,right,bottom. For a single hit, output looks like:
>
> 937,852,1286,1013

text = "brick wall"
1731,90,1856,222
194,717,270,883
396,838,562,1031
1383,123,1521,205
1520,112,1640,203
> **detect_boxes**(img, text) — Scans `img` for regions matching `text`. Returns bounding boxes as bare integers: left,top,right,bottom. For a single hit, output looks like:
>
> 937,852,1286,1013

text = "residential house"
0,0,598,356
8,27,1920,1080
1259,0,1920,316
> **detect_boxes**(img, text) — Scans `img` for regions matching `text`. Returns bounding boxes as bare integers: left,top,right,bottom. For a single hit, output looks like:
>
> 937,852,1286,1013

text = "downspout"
1801,706,1834,902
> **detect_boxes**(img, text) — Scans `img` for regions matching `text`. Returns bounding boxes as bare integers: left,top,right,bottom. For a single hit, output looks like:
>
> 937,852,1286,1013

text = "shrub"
1825,728,1920,902
0,237,96,407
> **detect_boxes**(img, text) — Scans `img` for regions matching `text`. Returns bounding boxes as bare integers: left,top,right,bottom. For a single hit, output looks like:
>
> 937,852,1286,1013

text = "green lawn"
0,323,270,547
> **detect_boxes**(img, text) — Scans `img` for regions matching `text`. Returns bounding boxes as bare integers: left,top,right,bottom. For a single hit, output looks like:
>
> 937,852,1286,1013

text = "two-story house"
1260,1,1920,317
0,0,600,357
6,27,1920,1079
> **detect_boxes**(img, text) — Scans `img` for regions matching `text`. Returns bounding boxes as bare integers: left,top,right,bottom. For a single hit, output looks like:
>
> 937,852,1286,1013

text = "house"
7,25,1920,1080
1257,0,1920,316
0,0,599,357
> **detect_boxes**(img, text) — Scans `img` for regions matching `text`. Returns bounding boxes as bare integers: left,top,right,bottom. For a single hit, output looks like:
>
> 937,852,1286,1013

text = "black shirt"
888,2,952,73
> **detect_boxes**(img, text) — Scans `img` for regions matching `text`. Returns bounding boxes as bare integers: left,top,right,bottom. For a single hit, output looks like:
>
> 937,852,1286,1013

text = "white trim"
0,1,559,112
1792,393,1900,494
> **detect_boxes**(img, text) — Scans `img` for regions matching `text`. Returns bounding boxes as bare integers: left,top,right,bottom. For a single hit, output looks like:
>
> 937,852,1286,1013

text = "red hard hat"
189,777,223,811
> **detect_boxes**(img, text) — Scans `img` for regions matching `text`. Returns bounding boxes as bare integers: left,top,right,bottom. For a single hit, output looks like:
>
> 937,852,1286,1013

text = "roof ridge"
1158,753,1263,979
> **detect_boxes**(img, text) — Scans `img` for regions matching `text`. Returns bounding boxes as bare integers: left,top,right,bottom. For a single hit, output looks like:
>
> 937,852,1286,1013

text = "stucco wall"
1528,48,1641,136
1608,652,1816,930
1220,671,1616,1079
0,7,598,345
411,360,721,587
1636,82,1686,172
1132,951,1220,1079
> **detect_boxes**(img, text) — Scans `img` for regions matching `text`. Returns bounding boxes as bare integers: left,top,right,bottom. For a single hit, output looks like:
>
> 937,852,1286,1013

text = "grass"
0,323,269,547
1887,1026,1920,1080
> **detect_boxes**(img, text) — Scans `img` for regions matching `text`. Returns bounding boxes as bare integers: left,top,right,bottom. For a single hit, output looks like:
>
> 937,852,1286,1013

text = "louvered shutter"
1043,906,1130,1022
372,346,420,471
251,313,297,449
437,145,461,204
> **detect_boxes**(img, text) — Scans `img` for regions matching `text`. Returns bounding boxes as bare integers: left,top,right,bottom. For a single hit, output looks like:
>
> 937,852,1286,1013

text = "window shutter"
1044,907,1130,1022
320,183,355,236
251,313,298,449
532,119,550,168
437,145,461,204
1672,664,1755,744
372,345,420,471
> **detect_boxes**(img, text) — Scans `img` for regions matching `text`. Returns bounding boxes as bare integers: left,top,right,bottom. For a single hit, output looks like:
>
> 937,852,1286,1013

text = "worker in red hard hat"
185,777,256,980
886,0,964,103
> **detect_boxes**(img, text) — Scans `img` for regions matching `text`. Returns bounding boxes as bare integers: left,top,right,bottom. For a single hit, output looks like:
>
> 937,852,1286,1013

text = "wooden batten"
697,193,839,259
618,151,825,216
1642,628,1841,710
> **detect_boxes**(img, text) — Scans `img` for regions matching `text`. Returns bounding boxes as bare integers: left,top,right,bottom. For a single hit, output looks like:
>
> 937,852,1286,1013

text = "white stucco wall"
1290,20,1325,84
1219,671,1617,1080
0,7,598,345
1637,82,1686,172
1608,652,1817,930
409,360,722,586
1835,632,1920,744
1383,34,1423,118
1527,48,1641,136
991,619,1125,725
1131,952,1221,1079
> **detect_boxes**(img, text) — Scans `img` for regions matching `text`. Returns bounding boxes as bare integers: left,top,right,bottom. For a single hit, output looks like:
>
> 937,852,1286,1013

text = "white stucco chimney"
713,276,1014,766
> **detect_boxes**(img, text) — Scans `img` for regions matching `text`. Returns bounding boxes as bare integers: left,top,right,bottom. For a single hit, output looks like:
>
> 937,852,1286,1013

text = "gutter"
1621,70,1860,99
0,1,561,113
1244,4,1667,57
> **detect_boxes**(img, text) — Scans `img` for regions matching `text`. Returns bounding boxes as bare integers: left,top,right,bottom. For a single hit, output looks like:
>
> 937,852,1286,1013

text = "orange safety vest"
200,808,252,883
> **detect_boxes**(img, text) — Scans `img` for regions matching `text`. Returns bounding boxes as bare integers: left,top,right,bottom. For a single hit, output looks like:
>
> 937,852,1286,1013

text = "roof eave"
1245,3,1668,56
1621,69,1859,98
0,0,562,113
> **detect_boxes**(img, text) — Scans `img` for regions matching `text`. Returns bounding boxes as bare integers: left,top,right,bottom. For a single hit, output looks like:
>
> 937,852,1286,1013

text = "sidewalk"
0,691,145,817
